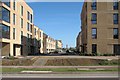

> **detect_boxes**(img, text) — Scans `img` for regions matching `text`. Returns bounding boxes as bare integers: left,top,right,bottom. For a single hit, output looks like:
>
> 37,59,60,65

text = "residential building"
33,25,43,54
43,33,56,53
0,0,63,56
46,36,56,53
80,1,120,55
0,0,34,56
76,32,82,52
0,0,44,56
56,40,63,49
43,33,48,53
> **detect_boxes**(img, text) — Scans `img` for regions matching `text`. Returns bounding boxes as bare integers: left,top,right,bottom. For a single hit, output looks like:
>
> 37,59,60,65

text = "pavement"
29,56,119,60
2,72,119,80
2,72,119,79
32,58,49,66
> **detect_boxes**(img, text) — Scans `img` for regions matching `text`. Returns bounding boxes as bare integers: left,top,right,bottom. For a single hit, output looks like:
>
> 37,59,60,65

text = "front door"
114,44,120,55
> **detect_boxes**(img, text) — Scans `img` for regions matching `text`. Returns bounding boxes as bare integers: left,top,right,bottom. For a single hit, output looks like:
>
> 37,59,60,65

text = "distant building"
56,40,63,49
43,33,48,53
80,1,120,55
33,25,43,54
43,34,56,53
76,32,82,52
46,36,56,53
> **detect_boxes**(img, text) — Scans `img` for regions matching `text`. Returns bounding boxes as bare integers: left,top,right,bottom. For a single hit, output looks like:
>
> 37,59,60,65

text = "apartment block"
76,32,82,52
32,25,43,54
56,40,63,49
0,0,44,56
43,33,56,53
43,33,48,53
0,0,33,56
46,36,56,53
80,1,120,55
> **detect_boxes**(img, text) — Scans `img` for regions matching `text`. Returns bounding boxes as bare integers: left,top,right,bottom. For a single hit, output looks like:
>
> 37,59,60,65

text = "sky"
27,2,83,48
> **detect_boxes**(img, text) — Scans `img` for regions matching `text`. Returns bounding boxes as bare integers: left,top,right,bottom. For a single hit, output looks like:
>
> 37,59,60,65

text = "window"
30,35,32,43
113,13,118,24
21,18,23,28
34,28,36,35
40,32,41,37
27,33,30,43
27,11,30,20
30,24,32,33
3,0,10,7
2,24,10,39
30,14,33,23
39,39,41,46
27,22,30,31
113,0,119,10
92,44,97,53
34,38,36,44
91,13,97,24
21,5,23,16
21,31,23,42
13,13,16,25
91,0,97,10
0,7,2,20
92,28,97,39
13,28,15,39
13,0,16,10
113,28,119,39
2,7,10,23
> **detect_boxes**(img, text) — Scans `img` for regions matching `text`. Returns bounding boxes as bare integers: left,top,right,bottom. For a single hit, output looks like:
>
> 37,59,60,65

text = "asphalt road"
2,78,119,80
2,72,119,80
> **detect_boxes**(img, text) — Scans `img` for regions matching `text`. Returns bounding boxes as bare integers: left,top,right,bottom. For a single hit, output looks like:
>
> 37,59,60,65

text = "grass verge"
1,68,119,73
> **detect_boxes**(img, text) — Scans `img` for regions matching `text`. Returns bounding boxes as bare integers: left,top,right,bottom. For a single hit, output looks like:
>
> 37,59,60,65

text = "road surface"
2,78,119,80
2,72,119,80
2,72,118,78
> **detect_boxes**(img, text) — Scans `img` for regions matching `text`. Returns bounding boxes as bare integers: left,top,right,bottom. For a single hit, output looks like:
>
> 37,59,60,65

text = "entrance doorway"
114,44,120,55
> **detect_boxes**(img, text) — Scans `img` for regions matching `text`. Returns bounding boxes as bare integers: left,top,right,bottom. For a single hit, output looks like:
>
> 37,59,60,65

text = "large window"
92,28,97,39
91,13,97,24
30,24,32,33
21,31,23,42
113,0,119,10
13,0,16,10
113,13,118,24
21,5,23,16
27,22,30,31
2,7,10,23
3,0,10,7
13,13,16,25
34,28,36,35
113,28,119,39
0,7,2,20
30,35,32,44
21,18,23,28
30,14,33,23
92,44,97,54
2,24,10,39
40,32,41,37
13,28,15,39
27,11,30,20
91,0,97,10
27,33,29,43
